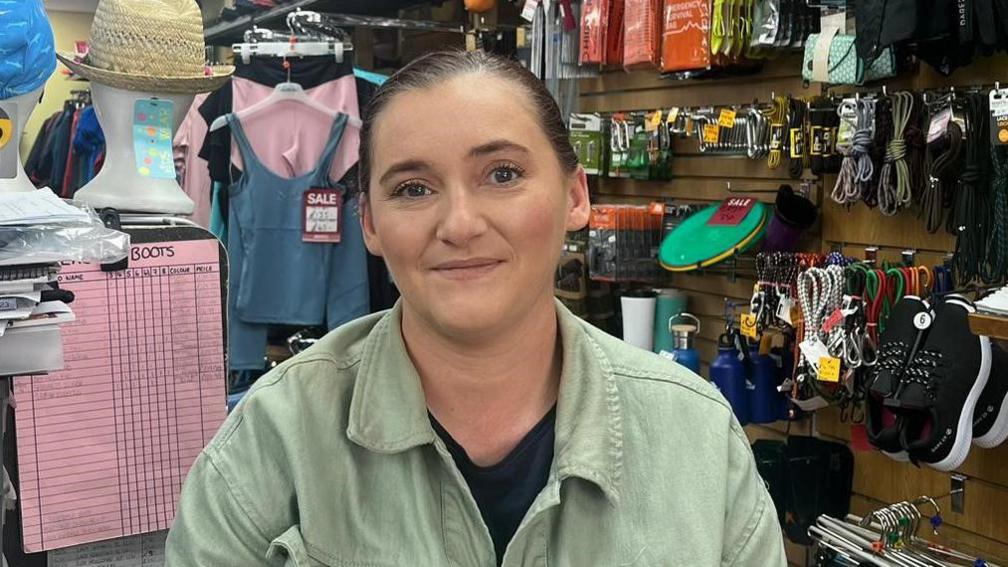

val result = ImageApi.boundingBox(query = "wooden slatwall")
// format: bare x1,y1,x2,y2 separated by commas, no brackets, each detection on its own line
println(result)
579,54,1008,566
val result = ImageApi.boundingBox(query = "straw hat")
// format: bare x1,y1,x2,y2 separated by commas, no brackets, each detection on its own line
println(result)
56,0,233,94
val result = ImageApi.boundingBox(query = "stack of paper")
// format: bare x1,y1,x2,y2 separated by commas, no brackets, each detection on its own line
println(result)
0,189,92,226
0,263,75,375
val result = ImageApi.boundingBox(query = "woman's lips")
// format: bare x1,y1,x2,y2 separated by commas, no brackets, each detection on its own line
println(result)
432,259,504,281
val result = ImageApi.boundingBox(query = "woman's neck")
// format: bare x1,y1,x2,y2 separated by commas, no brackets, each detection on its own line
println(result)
401,293,562,465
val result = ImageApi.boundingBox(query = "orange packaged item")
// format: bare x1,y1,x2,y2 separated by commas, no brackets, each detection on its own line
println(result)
580,0,609,64
661,0,712,72
623,0,662,70
604,0,625,66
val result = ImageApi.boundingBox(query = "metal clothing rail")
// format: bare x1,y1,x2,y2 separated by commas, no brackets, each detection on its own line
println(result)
205,1,464,44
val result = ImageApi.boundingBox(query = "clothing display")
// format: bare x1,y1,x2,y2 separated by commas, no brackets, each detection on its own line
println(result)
174,93,212,226
23,98,104,196
226,112,369,370
167,301,786,566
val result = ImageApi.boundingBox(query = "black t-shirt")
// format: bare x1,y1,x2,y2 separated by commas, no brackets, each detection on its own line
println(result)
430,407,556,566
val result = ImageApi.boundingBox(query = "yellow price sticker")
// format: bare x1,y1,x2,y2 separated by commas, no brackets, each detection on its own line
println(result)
740,313,758,339
667,107,680,123
718,108,737,128
644,110,663,132
703,124,721,144
818,357,842,383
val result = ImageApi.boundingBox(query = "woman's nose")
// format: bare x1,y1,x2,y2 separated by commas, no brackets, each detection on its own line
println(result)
435,188,488,247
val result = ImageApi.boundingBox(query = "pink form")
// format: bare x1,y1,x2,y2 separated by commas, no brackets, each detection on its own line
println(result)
13,239,227,553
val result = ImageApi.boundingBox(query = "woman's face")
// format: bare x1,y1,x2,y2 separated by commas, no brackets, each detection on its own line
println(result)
362,73,590,339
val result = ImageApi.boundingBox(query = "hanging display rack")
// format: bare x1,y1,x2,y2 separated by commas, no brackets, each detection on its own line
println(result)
205,2,464,44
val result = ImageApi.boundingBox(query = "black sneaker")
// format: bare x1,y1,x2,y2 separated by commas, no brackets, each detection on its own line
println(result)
869,296,931,399
864,296,930,460
898,297,992,472
864,402,908,461
973,343,1008,449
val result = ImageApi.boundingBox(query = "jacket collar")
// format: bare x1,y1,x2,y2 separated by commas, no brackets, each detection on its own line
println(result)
346,300,623,503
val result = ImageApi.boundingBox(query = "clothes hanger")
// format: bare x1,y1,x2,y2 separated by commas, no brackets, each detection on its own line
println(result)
208,55,363,133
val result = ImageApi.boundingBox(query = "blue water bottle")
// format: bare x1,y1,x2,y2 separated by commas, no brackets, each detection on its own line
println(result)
748,345,779,424
663,313,701,374
710,332,750,426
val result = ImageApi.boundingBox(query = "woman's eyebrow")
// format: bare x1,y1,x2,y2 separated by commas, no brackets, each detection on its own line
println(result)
379,159,431,186
468,140,532,159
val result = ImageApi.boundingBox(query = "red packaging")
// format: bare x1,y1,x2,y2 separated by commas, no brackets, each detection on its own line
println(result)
661,0,712,72
580,0,609,64
623,0,661,70
604,0,625,66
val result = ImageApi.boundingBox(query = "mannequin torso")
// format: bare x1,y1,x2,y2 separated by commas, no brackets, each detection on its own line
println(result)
0,86,45,193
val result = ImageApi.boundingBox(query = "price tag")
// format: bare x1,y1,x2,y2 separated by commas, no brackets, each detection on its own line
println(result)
303,188,343,243
0,104,13,180
818,356,842,382
703,123,720,143
644,110,663,132
776,296,794,325
789,127,806,159
667,107,680,123
927,107,953,144
132,99,175,180
0,297,16,311
740,313,758,339
718,108,737,128
799,338,831,366
769,124,784,151
708,197,757,226
836,100,857,150
521,0,539,21
990,89,1008,146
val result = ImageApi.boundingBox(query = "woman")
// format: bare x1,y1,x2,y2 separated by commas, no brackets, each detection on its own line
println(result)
166,50,786,566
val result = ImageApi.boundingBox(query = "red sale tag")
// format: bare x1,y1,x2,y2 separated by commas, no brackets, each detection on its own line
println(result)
707,198,756,226
303,188,343,243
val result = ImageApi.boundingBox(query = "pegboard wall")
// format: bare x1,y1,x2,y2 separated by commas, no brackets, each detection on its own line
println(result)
578,53,1008,566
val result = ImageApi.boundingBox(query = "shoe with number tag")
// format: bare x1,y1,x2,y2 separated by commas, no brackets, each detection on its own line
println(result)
898,297,992,472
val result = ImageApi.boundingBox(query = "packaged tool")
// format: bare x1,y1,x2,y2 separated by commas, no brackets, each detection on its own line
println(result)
623,0,662,70
661,0,712,72
580,0,609,64
569,113,606,175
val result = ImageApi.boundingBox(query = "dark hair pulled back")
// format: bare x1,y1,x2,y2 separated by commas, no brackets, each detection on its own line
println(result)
358,50,579,194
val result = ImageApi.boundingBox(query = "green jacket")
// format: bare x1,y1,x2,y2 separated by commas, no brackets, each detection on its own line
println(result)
166,302,786,566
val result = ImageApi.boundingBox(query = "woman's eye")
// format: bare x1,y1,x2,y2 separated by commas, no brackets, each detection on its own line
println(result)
393,184,432,199
490,165,523,185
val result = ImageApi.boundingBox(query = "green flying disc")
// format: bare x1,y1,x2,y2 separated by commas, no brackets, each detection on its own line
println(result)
659,201,769,271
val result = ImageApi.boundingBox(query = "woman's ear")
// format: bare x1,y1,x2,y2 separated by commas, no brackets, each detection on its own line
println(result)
565,166,591,231
359,192,384,257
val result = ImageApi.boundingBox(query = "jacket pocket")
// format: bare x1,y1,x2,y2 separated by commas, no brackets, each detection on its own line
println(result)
267,525,394,567
267,525,318,567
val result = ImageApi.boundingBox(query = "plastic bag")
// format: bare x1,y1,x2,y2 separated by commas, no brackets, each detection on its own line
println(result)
0,201,130,266
752,0,780,47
